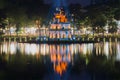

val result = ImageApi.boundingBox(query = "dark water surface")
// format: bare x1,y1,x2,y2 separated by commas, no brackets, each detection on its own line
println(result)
0,42,120,80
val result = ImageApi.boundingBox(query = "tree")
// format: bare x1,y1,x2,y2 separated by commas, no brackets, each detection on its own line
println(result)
0,10,6,29
0,18,6,29
108,20,118,33
78,17,92,35
89,12,107,36
94,14,107,34
15,22,21,36
0,0,6,9
35,17,45,36
84,17,92,29
114,9,120,20
0,18,7,35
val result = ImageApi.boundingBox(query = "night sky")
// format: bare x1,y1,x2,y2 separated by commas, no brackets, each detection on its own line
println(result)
0,0,110,9
44,0,90,6
0,0,90,9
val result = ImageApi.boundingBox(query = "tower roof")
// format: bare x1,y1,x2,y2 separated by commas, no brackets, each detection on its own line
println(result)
53,7,68,23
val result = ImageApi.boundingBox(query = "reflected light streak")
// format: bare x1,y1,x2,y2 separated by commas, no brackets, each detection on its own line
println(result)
30,44,38,55
70,44,74,54
98,44,101,54
116,42,120,61
83,44,87,55
95,43,99,55
88,44,93,54
46,44,49,54
74,44,78,54
40,44,47,55
104,42,109,57
109,42,112,55
2,43,8,53
10,42,16,54
25,44,31,54
18,43,25,54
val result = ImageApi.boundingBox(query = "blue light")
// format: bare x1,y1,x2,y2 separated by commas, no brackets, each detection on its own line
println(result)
70,38,72,40
44,37,46,40
52,0,61,7
73,37,75,40
47,0,70,24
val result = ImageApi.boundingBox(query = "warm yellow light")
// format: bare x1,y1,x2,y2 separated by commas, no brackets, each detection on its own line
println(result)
68,34,71,38
57,54,62,62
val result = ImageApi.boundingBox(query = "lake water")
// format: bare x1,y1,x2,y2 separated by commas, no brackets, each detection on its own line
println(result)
0,42,120,80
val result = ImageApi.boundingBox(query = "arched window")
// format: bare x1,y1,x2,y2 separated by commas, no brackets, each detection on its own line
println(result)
63,33,66,38
68,34,71,38
50,33,52,38
57,33,60,38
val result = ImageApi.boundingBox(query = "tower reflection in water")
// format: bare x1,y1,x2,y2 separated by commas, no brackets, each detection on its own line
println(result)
1,42,120,76
50,44,72,75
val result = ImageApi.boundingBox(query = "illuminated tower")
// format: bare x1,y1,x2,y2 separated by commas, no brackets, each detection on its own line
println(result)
49,7,72,40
